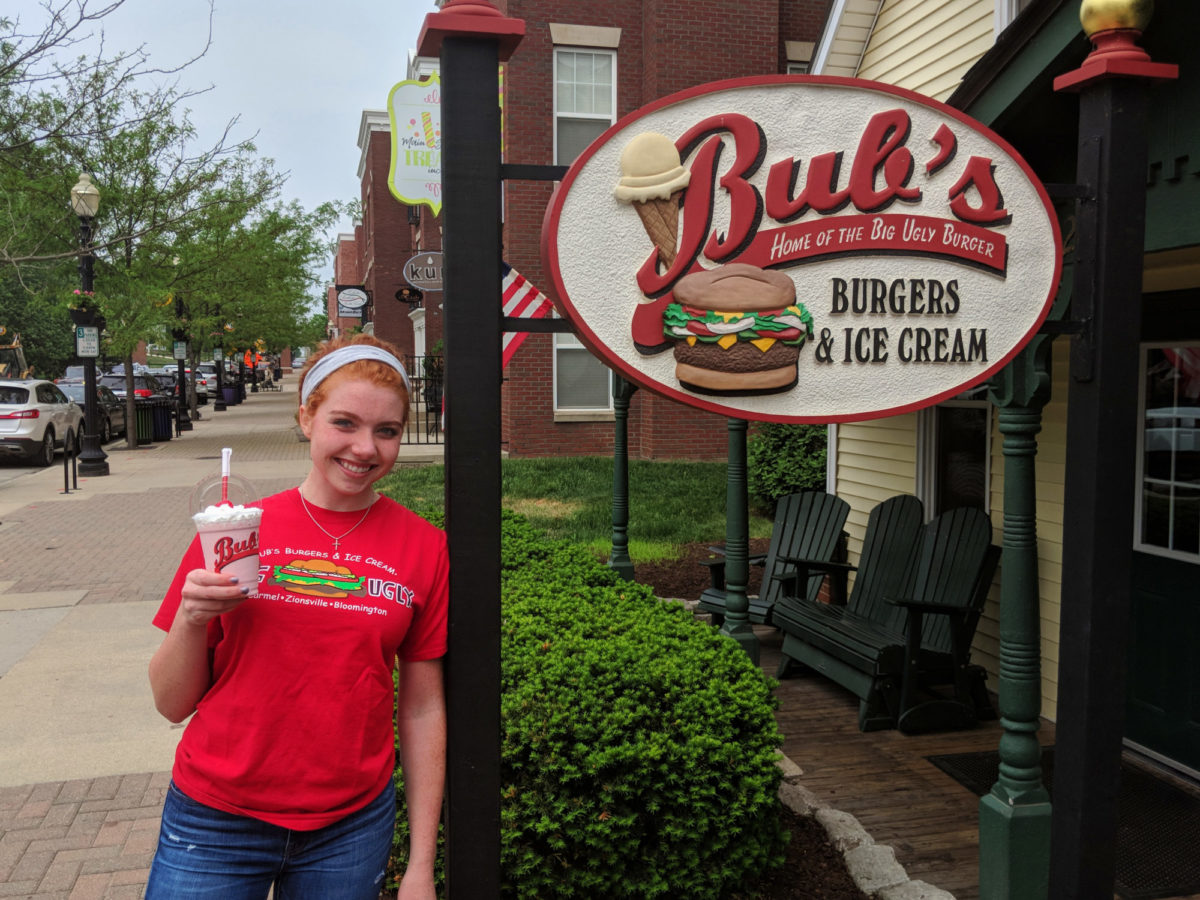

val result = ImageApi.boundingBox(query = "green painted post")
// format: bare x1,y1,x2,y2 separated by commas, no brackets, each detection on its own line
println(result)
720,418,758,663
980,340,1053,899
609,375,637,581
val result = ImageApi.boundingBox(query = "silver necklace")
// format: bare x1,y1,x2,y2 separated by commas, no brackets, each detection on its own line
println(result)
298,491,375,551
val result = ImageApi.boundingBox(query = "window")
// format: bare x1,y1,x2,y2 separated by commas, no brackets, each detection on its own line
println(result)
917,385,992,515
1136,343,1200,561
552,46,616,414
995,0,1033,34
554,326,613,414
554,48,615,166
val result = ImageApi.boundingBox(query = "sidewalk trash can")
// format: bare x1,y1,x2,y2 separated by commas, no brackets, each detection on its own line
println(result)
222,386,237,406
134,398,154,445
151,398,173,441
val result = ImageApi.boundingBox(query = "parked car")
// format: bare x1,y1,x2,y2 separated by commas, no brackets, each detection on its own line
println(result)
160,366,210,403
99,373,169,399
58,382,127,443
0,379,85,466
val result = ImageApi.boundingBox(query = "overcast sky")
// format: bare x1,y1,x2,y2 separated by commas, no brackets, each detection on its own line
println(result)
12,0,437,282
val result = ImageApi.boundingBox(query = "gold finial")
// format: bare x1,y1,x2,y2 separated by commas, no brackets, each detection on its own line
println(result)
1080,0,1153,37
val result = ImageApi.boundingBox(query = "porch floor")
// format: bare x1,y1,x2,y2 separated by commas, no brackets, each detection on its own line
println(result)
755,625,1200,900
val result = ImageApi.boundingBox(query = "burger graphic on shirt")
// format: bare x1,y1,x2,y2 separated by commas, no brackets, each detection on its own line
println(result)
271,558,365,598
663,263,814,396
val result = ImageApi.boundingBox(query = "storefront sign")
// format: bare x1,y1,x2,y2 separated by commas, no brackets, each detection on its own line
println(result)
388,75,442,215
542,76,1063,422
403,252,444,292
336,286,369,319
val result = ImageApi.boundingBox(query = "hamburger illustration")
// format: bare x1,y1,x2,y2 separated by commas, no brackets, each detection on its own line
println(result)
271,558,365,598
663,263,813,396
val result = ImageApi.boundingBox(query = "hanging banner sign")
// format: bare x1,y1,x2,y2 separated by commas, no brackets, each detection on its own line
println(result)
336,286,369,319
542,76,1063,423
403,252,444,292
388,75,442,215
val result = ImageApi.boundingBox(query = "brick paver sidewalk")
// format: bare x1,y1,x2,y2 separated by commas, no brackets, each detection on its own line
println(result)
0,774,167,899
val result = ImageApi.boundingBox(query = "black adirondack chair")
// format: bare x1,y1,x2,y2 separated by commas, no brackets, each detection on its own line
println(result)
697,490,850,627
774,503,999,733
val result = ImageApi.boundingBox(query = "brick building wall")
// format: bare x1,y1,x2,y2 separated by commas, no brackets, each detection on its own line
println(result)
498,0,832,459
358,123,419,359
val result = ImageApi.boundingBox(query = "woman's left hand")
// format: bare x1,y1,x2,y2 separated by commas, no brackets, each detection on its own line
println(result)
395,866,436,900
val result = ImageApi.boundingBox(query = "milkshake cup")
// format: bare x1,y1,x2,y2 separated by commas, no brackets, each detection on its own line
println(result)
193,504,263,595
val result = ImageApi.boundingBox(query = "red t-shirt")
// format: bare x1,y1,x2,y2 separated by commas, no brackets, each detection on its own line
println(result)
154,489,448,829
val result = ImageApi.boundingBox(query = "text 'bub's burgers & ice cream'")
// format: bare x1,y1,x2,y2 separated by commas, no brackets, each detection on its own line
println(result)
543,79,1062,422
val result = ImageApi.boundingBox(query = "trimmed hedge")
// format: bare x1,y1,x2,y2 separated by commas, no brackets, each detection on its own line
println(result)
389,510,786,898
747,423,827,513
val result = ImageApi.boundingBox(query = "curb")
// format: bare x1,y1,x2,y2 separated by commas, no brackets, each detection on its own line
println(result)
777,761,956,900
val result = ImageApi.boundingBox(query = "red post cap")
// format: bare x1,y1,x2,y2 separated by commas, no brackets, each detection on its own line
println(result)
418,0,525,62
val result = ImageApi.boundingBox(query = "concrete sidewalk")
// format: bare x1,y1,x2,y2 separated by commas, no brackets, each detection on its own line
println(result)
0,379,441,898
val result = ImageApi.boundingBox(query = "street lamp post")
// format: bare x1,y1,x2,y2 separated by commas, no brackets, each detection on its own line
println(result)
70,174,108,477
173,296,192,432
212,345,226,412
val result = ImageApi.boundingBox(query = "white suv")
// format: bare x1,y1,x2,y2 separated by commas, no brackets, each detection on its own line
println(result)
0,379,86,466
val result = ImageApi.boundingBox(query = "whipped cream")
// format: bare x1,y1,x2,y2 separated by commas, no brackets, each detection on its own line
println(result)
193,504,262,527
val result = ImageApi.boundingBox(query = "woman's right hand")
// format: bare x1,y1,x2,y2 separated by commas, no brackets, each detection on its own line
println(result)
176,568,252,628
150,569,251,723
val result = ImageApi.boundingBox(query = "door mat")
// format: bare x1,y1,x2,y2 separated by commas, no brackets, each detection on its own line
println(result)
927,747,1200,900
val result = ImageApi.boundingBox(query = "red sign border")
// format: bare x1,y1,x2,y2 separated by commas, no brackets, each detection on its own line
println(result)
541,74,1063,424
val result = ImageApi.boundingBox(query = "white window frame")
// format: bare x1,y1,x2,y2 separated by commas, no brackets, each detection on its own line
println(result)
552,47,617,167
1134,340,1200,563
915,387,993,515
995,0,1032,35
552,320,614,419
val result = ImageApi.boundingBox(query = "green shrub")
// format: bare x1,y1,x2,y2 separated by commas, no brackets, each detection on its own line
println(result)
747,423,827,513
388,511,787,898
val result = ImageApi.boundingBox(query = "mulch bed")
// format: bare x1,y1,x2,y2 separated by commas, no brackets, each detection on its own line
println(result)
745,805,870,899
634,538,772,601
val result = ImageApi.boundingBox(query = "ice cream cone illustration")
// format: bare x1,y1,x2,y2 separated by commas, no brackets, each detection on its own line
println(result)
615,132,691,269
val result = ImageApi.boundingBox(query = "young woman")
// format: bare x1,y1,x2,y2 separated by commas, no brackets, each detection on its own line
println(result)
148,334,446,900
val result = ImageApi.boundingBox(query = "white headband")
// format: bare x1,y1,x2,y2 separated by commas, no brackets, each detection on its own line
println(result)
300,345,412,405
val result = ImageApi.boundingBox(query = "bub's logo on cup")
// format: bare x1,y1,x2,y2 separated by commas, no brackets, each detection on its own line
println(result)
212,532,259,574
542,76,1063,423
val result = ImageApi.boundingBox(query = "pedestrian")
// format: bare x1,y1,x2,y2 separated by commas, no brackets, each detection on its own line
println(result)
146,333,447,900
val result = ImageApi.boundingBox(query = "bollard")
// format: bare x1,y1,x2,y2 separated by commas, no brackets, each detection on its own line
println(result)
60,435,79,493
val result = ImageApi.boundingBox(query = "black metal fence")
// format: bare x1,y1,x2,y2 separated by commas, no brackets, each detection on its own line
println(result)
404,355,444,444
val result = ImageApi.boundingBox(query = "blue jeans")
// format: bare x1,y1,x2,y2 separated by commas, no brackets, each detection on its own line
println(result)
146,780,395,899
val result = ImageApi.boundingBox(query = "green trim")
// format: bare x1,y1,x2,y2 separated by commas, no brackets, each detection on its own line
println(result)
957,5,1084,124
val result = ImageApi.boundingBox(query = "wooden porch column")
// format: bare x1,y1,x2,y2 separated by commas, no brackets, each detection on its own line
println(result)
979,340,1053,899
721,418,759,663
1049,7,1177,896
609,374,638,580
418,3,525,895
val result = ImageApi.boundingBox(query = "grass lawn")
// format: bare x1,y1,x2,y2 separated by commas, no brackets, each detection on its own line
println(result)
376,456,773,562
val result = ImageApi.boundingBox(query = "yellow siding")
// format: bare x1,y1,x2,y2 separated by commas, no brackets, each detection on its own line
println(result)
858,0,994,98
820,1,886,78
835,415,918,567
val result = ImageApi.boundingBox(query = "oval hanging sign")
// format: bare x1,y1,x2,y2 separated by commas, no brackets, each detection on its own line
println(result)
541,76,1062,423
